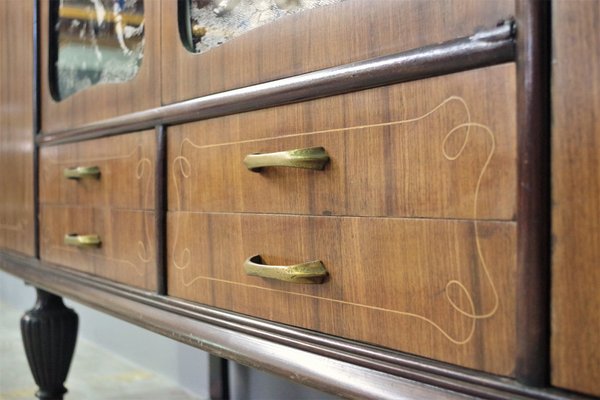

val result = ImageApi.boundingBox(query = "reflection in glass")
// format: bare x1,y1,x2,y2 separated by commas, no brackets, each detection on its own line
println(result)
52,0,145,100
181,0,346,54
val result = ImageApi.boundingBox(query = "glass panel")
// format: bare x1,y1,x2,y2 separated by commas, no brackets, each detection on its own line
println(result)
181,0,346,54
52,0,145,100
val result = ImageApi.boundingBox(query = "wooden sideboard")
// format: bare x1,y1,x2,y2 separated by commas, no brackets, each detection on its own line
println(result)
1,0,599,399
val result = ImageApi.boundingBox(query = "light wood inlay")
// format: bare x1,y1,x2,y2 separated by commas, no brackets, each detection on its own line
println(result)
167,212,516,375
41,131,156,210
40,205,156,290
551,0,600,396
169,65,516,220
161,0,515,104
39,0,161,133
0,0,35,256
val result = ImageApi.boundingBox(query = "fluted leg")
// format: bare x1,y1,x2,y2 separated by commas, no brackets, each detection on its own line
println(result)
20,288,78,400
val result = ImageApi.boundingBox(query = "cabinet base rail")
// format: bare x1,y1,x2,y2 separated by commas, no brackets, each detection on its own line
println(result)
0,251,586,400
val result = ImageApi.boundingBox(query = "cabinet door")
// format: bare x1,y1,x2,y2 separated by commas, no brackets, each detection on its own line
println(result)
0,0,35,256
551,0,600,397
161,0,515,104
39,0,161,133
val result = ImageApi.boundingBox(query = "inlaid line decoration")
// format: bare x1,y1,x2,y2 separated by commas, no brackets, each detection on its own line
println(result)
43,143,154,275
171,96,499,345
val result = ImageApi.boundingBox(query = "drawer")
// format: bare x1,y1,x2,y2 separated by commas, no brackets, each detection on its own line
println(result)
167,212,516,376
168,64,516,220
40,205,157,290
41,131,156,210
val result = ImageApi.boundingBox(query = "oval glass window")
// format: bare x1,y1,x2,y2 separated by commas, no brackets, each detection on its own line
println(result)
179,0,346,54
50,0,145,100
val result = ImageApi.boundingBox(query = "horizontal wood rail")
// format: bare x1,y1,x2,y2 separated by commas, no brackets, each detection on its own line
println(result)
38,21,515,146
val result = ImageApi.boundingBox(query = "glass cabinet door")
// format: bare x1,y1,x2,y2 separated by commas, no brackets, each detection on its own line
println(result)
161,0,516,105
51,0,145,100
180,0,345,54
40,0,160,133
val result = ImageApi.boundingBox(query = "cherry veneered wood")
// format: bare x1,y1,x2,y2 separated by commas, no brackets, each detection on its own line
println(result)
40,130,156,210
40,205,157,290
161,0,515,104
0,0,35,256
551,0,600,396
168,64,516,221
167,212,517,376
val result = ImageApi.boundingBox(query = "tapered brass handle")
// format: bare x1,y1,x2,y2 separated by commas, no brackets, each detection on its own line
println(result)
243,147,329,172
64,234,101,248
244,255,327,284
63,166,101,180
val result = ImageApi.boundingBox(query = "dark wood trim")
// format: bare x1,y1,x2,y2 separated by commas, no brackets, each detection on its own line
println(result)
155,125,167,295
1,251,588,400
37,22,515,146
33,0,40,259
208,355,229,400
515,0,552,387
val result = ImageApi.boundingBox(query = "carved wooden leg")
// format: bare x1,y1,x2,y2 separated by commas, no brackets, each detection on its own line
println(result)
20,288,78,400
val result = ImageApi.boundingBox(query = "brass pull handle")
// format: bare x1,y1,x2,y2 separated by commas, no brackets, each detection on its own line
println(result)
63,166,101,180
243,147,329,172
64,234,101,248
244,255,327,284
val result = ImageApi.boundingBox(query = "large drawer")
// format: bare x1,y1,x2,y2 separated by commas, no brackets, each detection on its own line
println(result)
40,205,157,290
167,212,516,375
41,130,156,210
168,64,516,220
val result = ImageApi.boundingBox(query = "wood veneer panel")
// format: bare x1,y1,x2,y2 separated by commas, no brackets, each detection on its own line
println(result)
39,0,160,133
40,130,156,210
551,1,600,396
40,205,157,290
169,65,516,220
168,212,516,375
161,0,515,104
0,0,35,256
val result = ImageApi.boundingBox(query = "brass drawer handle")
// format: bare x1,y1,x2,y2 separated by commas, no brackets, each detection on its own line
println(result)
63,166,101,180
64,234,101,248
244,255,327,284
243,147,329,172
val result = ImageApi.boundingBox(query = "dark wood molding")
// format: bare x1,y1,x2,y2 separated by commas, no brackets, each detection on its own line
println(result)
155,125,167,295
33,0,40,259
208,355,229,400
1,251,588,400
37,22,515,146
515,0,552,387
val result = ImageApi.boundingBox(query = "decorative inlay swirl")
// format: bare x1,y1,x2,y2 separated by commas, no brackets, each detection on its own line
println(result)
43,142,153,275
171,96,500,345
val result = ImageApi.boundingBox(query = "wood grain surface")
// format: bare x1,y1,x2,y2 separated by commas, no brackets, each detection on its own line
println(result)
167,212,516,375
551,1,600,396
161,0,515,104
40,205,156,290
40,130,156,210
169,64,516,220
39,0,161,133
0,0,35,256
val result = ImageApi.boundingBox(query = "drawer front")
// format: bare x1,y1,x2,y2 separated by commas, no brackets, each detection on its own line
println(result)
41,205,156,290
41,130,156,210
168,64,516,220
168,212,516,375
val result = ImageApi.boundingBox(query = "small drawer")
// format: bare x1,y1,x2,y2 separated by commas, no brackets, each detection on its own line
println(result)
167,212,516,376
40,130,156,210
40,205,156,290
168,64,516,220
